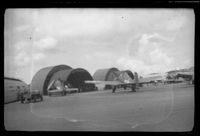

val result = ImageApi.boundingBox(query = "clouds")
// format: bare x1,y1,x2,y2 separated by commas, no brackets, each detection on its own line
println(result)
116,56,146,73
14,41,30,66
13,36,58,67
14,51,30,66
4,9,194,83
15,25,31,32
83,51,118,74
32,53,45,61
7,9,193,39
116,55,172,76
140,33,175,43
164,13,188,31
10,36,58,82
34,36,57,50
149,48,172,65
137,33,173,65
28,9,115,38
116,33,174,75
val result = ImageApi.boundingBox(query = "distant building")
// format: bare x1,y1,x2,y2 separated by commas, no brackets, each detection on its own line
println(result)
4,77,28,104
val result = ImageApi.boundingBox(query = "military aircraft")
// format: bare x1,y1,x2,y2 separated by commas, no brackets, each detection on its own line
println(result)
139,73,166,86
85,71,139,93
47,79,78,96
47,79,66,96
175,71,194,84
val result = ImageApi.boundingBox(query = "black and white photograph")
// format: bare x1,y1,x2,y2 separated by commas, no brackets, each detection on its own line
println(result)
4,8,194,131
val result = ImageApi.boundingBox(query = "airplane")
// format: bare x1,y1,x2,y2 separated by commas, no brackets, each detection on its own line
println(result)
139,73,166,86
47,79,78,96
47,79,66,96
85,71,139,93
175,71,194,84
165,68,194,84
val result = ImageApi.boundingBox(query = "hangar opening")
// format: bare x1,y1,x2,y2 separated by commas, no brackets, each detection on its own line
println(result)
66,68,95,92
48,68,95,93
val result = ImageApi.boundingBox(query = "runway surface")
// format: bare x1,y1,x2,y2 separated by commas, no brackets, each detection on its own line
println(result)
4,83,194,131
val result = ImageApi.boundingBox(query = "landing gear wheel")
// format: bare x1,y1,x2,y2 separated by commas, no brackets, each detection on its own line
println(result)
40,95,43,101
33,96,36,103
21,98,24,103
131,85,136,92
112,86,116,93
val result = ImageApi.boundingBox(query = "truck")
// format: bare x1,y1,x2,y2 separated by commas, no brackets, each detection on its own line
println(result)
20,89,43,103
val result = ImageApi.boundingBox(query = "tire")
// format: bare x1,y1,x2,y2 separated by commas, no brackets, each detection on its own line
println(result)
33,96,36,103
131,85,136,92
18,95,20,101
112,86,116,93
21,98,24,103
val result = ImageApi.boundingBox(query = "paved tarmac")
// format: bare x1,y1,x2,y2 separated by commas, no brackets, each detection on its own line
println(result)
4,83,194,131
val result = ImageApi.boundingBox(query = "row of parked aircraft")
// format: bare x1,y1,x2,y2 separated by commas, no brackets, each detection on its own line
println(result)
47,69,194,95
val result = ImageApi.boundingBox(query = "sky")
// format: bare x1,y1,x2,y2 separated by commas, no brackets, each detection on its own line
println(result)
4,8,194,84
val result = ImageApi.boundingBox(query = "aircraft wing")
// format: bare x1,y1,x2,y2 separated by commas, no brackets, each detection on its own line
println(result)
48,89,63,93
176,72,194,76
84,80,135,86
176,72,194,80
85,71,138,86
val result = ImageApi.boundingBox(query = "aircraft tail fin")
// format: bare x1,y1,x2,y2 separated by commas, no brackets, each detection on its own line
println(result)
118,72,134,83
54,79,64,90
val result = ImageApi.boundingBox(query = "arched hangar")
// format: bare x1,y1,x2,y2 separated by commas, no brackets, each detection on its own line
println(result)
93,68,135,90
48,68,95,92
31,65,95,95
93,67,119,81
93,68,135,81
123,70,134,80
93,67,119,89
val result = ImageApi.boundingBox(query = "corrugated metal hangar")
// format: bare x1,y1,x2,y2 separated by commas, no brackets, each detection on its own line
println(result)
93,67,135,89
93,67,119,81
93,68,135,81
31,65,95,95
124,70,134,80
48,68,95,93
31,65,72,95
4,77,28,103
